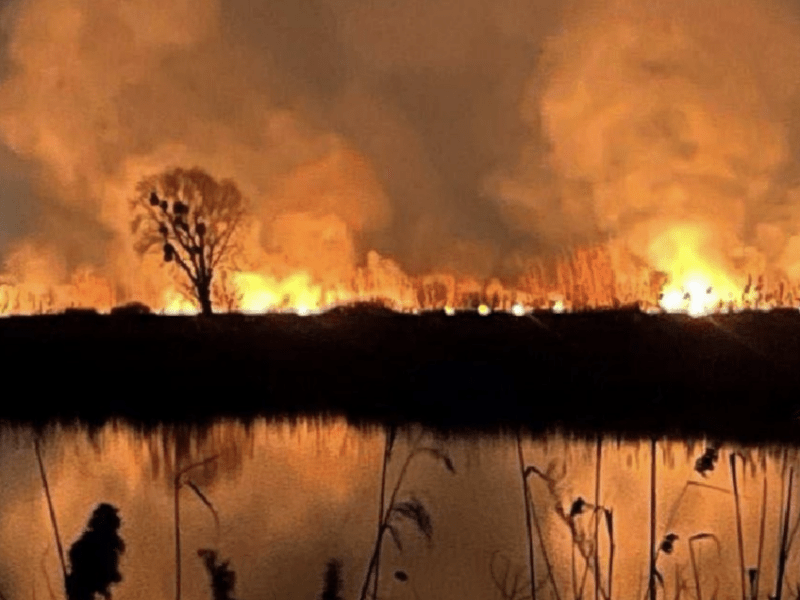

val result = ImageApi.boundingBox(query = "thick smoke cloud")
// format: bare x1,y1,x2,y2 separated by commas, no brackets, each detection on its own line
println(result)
495,0,800,287
2,0,800,299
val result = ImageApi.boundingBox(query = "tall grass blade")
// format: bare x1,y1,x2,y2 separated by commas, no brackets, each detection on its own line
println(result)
359,424,394,600
649,438,657,600
174,468,181,600
516,432,536,600
174,454,219,600
530,498,562,600
34,438,67,588
605,509,615,600
185,481,220,533
730,453,746,600
755,477,767,600
594,436,602,600
688,533,720,600
688,540,702,600
774,467,794,600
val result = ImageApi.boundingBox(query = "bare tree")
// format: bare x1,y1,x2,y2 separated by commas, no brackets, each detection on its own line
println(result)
131,167,248,316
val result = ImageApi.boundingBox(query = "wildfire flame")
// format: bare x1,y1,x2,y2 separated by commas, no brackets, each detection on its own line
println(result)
0,237,791,318
0,0,799,320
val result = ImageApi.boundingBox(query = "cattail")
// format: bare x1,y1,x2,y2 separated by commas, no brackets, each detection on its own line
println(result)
319,559,344,600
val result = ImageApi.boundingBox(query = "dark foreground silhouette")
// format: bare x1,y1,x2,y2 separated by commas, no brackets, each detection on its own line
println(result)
3,306,800,442
198,549,237,600
65,504,125,600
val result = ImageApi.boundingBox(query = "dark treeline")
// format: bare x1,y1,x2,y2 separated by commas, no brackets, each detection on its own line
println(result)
2,306,800,442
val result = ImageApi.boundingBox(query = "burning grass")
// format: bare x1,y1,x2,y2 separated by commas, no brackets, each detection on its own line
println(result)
4,242,800,319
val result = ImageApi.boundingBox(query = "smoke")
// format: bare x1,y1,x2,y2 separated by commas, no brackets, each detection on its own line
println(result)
494,0,800,287
3,0,800,300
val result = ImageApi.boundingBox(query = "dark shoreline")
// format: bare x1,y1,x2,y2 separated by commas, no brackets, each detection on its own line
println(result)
3,305,800,443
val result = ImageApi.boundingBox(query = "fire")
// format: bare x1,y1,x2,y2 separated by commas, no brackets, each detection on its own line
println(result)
162,289,198,316
232,271,322,316
650,225,757,317
0,224,791,318
2,0,800,324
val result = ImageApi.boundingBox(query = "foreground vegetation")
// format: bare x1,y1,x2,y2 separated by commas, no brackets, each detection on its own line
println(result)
14,427,800,600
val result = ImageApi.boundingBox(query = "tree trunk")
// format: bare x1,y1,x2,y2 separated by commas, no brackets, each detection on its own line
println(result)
198,279,213,316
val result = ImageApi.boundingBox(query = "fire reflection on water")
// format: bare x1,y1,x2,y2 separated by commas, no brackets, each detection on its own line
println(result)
0,420,797,600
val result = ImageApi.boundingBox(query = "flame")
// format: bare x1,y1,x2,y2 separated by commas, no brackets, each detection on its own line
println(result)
232,271,322,315
650,225,752,316
0,224,792,318
162,289,198,316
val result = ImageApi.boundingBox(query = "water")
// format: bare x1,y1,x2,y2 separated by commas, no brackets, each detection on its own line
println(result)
0,420,797,600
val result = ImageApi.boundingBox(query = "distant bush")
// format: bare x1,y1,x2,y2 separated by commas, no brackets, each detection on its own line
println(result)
323,300,398,317
110,302,151,316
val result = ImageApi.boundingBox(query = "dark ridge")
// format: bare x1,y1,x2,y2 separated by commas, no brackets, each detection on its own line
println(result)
3,306,800,443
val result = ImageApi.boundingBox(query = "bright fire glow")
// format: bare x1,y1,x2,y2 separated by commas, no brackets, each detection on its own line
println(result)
652,225,753,317
233,271,322,315
659,272,737,317
162,289,199,316
0,234,791,317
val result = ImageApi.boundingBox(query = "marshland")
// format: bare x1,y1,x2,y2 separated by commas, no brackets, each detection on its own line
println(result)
3,419,800,600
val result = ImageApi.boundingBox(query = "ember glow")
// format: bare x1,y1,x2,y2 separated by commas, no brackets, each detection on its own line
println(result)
0,0,800,317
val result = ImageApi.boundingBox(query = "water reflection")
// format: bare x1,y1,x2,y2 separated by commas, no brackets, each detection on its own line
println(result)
0,420,798,600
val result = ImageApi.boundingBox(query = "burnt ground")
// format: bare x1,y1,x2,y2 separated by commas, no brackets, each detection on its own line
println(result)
3,305,800,442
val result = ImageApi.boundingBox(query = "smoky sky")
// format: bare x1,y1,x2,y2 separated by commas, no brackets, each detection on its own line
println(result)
2,0,800,290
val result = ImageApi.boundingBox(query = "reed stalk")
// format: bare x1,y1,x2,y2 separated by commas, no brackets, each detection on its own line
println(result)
34,438,67,588
649,438,657,600
594,437,602,600
729,453,746,600
688,540,702,600
516,431,537,600
372,424,394,600
754,477,767,600
530,496,561,600
358,425,394,600
774,467,794,600
605,509,615,600
359,427,453,600
174,454,219,600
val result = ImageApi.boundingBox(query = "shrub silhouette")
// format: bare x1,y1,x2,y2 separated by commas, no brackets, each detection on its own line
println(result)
197,549,237,600
65,504,125,600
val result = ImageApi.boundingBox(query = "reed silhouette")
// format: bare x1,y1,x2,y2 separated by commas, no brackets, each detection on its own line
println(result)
197,549,237,600
358,426,455,600
318,559,344,600
64,504,125,600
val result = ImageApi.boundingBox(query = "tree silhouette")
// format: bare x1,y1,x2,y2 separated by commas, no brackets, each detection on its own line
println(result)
65,504,125,600
131,167,248,316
